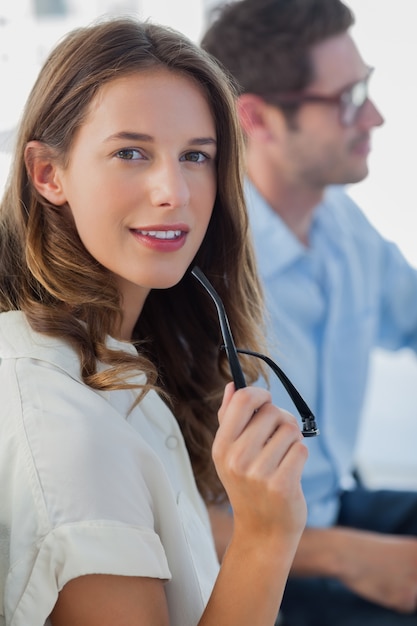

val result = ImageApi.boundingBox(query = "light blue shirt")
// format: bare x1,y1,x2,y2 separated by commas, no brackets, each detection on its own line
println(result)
245,181,417,526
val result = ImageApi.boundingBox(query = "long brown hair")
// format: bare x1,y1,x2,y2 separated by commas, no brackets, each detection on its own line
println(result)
0,17,267,502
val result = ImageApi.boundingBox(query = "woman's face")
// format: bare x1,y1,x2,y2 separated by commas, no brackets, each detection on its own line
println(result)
55,68,217,320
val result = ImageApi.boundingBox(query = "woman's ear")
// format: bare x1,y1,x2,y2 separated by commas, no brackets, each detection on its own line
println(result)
24,140,67,206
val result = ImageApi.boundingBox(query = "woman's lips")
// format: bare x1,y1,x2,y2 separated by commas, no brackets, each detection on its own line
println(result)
134,229,182,240
130,227,187,251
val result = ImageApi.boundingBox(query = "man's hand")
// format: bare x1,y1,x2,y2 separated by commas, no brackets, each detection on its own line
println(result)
337,532,417,613
293,527,417,614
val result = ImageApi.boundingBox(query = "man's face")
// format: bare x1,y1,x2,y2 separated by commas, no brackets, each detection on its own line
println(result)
281,32,384,189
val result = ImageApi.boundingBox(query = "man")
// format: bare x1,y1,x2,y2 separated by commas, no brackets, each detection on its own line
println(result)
202,1,417,624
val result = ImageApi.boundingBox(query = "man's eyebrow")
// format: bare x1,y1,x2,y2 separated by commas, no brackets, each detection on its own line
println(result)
104,131,217,146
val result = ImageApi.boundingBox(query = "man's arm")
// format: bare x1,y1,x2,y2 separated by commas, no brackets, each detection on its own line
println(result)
293,527,417,613
208,506,417,614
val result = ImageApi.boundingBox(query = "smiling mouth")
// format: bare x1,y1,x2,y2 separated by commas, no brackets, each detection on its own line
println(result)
133,229,183,240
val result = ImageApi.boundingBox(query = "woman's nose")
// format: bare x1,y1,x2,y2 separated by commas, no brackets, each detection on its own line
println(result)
148,160,190,209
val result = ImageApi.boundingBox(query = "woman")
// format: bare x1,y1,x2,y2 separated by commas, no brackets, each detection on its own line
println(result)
0,17,307,626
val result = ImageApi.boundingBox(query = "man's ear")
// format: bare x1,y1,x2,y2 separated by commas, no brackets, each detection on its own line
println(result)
237,93,286,142
237,93,268,137
24,141,67,206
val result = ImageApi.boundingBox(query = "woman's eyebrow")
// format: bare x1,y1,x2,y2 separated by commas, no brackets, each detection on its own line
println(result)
187,137,217,146
104,131,153,143
103,132,217,146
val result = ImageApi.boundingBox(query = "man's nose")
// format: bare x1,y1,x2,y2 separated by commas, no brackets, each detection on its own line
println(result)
358,98,385,130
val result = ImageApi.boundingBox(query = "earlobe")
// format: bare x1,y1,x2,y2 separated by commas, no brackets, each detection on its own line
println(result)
24,140,67,206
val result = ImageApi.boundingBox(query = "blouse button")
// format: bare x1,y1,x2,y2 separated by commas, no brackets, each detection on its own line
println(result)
165,435,179,449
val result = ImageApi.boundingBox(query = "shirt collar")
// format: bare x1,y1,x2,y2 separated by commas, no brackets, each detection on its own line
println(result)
245,179,307,277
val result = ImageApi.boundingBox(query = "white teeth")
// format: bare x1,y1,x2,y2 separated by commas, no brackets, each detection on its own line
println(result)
137,230,181,239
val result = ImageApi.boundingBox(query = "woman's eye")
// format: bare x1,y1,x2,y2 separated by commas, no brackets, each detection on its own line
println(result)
181,151,208,163
115,148,143,161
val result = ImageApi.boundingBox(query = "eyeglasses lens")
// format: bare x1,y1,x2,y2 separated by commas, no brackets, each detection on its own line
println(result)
341,77,370,126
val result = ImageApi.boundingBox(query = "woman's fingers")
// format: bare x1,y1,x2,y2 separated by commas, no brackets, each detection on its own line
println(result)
246,418,307,480
215,386,302,464
214,385,308,540
214,410,306,494
217,386,273,437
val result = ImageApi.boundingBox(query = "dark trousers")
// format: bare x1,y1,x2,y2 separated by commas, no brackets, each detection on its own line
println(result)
280,487,417,626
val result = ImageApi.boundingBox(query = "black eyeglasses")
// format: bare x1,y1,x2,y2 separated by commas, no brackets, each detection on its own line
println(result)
266,67,374,127
191,266,319,437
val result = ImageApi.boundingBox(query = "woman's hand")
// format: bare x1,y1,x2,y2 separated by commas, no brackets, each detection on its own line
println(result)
197,384,308,626
213,383,308,544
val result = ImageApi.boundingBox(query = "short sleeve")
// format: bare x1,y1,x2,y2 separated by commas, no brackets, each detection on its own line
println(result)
7,522,170,625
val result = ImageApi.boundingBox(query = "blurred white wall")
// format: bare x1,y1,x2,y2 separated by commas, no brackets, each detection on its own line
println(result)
342,1,417,490
346,0,417,267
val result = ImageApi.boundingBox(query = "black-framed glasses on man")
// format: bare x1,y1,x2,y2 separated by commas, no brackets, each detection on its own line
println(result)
265,66,374,127
192,266,319,438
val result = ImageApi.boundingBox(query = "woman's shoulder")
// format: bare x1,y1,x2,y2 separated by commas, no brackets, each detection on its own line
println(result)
0,310,136,378
0,311,171,527
0,310,79,371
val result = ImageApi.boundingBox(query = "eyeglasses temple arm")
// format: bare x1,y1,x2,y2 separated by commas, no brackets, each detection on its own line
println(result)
235,348,319,437
191,267,318,437
191,266,247,389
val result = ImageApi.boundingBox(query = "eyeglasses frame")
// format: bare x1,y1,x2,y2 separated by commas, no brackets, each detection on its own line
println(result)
264,66,374,127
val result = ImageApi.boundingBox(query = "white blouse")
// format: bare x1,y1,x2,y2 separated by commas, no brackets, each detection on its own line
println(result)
0,311,219,626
